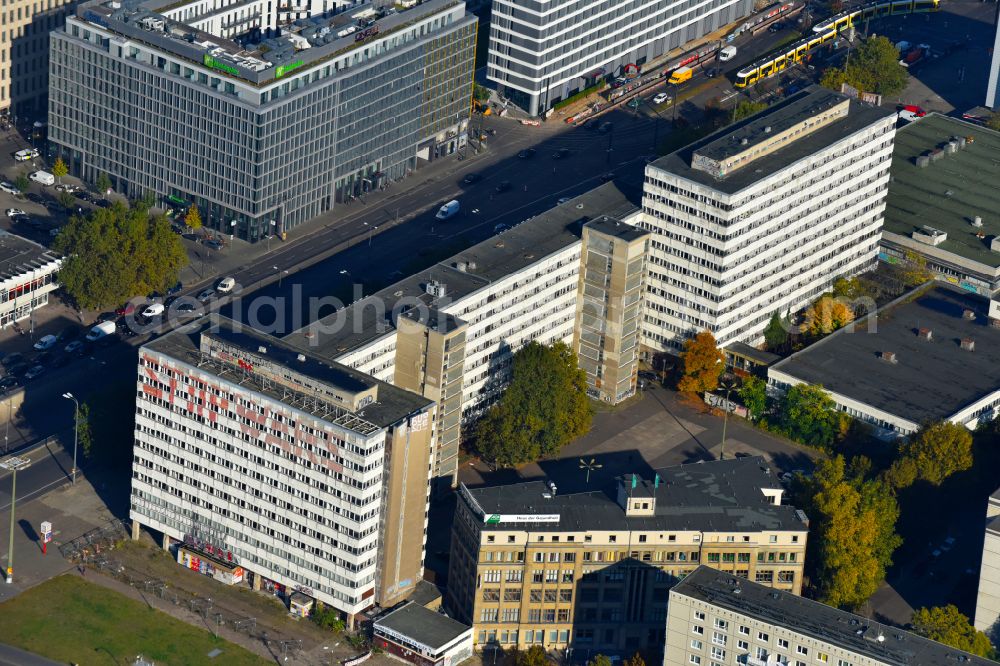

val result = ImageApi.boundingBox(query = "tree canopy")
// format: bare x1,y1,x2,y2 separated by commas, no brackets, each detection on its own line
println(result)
516,646,549,666
803,455,902,608
677,330,725,393
733,99,769,122
52,157,68,182
911,605,995,658
802,295,854,337
820,36,909,96
763,311,790,351
898,421,973,486
53,201,188,310
739,375,768,420
185,204,203,232
95,172,112,194
474,341,592,467
988,112,1000,132
588,656,612,666
15,172,29,193
779,384,840,449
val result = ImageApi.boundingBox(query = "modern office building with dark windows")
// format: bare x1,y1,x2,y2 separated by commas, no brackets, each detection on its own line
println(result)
487,0,752,117
48,0,476,241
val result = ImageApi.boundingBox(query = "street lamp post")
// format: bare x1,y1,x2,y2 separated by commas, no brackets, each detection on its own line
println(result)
230,220,237,249
62,392,79,485
267,220,276,252
1,455,32,584
579,458,603,484
718,374,741,461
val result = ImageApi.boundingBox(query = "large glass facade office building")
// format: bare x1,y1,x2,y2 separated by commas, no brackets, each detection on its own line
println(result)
48,0,476,241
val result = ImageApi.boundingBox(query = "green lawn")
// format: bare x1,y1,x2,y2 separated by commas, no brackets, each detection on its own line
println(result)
0,575,270,665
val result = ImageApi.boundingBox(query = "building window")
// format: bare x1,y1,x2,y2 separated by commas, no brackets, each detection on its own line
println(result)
757,632,769,642
713,619,728,630
690,640,703,650
777,639,789,649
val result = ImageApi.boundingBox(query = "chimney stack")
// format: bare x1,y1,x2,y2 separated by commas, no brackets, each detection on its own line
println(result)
961,338,975,352
917,328,932,341
881,351,898,364
963,309,976,321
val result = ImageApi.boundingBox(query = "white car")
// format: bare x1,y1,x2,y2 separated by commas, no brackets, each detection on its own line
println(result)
141,302,165,318
652,92,670,105
0,182,18,195
6,208,27,218
216,276,236,294
33,334,57,350
55,184,78,193
13,148,39,162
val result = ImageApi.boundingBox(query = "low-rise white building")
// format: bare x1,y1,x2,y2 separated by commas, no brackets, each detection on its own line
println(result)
666,565,994,666
0,231,62,329
639,87,897,351
130,315,436,623
769,284,1000,438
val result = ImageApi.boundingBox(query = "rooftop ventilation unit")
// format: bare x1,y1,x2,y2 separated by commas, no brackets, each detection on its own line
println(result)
972,216,983,228
763,126,772,134
425,280,447,298
257,345,267,354
917,327,932,341
297,353,306,362
881,351,898,363
912,226,947,246
915,155,930,168
961,338,976,351
964,309,976,320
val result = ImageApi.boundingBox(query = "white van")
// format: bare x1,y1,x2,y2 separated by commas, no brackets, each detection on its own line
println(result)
30,171,55,186
719,45,738,61
85,320,117,341
435,200,460,220
216,276,236,293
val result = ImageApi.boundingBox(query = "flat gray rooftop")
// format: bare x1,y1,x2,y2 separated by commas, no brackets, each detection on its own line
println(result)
463,457,806,533
882,114,1000,268
283,183,639,359
771,285,1000,424
649,86,895,194
585,215,647,243
375,602,470,651
674,566,994,665
0,231,61,281
144,315,432,430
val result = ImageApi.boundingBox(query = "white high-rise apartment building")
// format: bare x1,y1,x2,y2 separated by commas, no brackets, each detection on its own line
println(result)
487,0,752,117
639,87,897,351
130,315,436,624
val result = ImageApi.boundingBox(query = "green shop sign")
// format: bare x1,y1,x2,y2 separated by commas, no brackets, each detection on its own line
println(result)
203,54,239,76
276,60,305,78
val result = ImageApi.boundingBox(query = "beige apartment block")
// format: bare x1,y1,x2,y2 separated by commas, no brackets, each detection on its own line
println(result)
1,0,72,117
574,217,648,404
667,566,993,666
975,487,1000,638
446,458,808,653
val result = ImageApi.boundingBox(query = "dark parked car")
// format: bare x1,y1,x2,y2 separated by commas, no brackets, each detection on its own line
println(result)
552,148,570,159
0,376,20,392
75,191,95,202
462,173,481,185
96,311,119,323
768,22,783,32
26,193,44,204
95,198,112,208
600,172,616,182
495,181,512,193
2,352,24,369
5,361,29,376
517,148,536,159
202,238,224,250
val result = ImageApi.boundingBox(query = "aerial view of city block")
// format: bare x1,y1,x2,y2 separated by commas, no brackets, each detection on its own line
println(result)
0,0,999,663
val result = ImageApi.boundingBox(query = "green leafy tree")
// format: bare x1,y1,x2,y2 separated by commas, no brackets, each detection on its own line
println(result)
56,190,76,211
883,455,918,490
677,330,726,394
310,602,345,632
739,375,768,420
185,204,203,233
779,384,840,449
515,646,549,666
733,99,769,121
803,456,902,608
137,190,156,212
14,171,29,193
475,341,592,467
473,83,491,102
820,36,908,96
53,202,188,310
95,171,112,194
588,656,612,666
77,402,93,460
51,157,68,183
898,421,973,486
911,605,996,658
763,311,789,351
